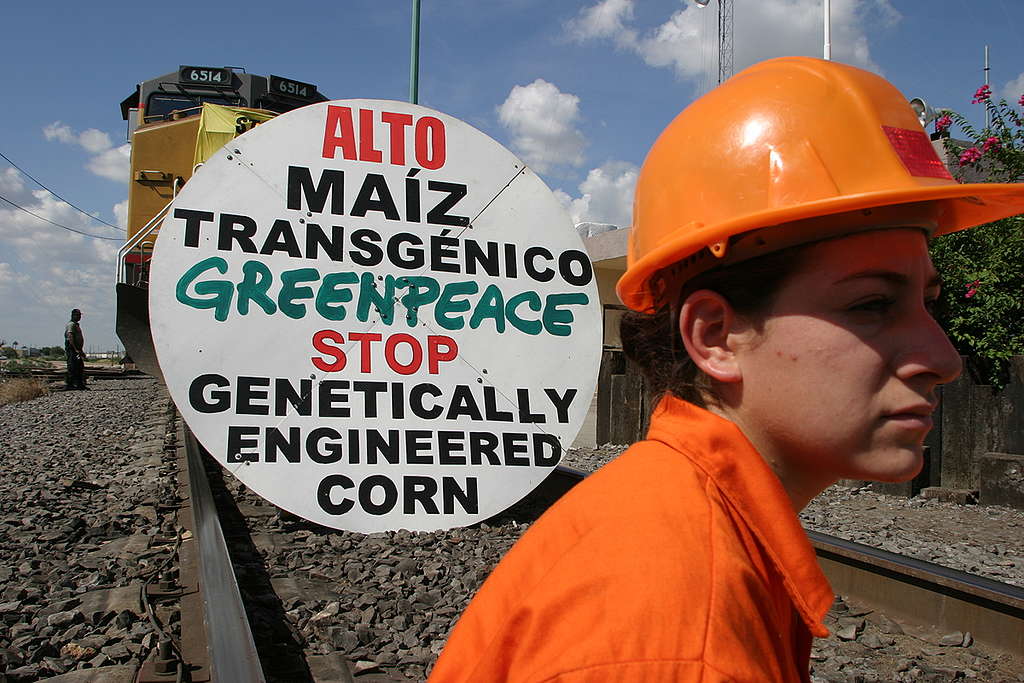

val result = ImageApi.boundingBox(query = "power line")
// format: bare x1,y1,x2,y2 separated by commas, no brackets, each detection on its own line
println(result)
0,194,122,241
0,151,122,232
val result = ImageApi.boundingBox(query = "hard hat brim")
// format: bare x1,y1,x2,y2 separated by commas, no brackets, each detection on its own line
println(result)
617,182,1024,312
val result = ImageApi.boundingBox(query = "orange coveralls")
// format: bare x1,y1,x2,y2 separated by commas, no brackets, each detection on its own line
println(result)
428,397,834,682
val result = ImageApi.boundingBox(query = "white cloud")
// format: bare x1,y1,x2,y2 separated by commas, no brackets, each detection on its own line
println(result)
498,79,587,173
43,121,130,183
566,0,636,45
555,161,638,226
87,144,131,182
0,183,121,348
79,129,113,154
43,122,76,144
113,200,129,228
1002,72,1024,104
567,0,900,85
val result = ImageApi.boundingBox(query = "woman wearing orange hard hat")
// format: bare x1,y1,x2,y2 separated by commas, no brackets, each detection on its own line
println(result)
429,57,1024,682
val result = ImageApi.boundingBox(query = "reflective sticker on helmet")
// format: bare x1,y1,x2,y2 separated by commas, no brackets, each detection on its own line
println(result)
882,126,954,180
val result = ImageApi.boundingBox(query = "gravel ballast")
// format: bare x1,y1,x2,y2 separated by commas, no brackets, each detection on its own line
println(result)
3,383,1022,682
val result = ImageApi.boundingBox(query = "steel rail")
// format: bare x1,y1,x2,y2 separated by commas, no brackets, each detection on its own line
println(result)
183,427,267,683
546,466,1024,654
808,529,1024,654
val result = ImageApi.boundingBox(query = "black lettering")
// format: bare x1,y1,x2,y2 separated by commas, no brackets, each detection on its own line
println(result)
437,431,466,465
352,381,387,418
259,219,302,257
359,475,398,515
317,474,354,514
405,170,421,223
465,239,500,276
482,386,513,422
426,181,469,227
469,432,501,465
404,476,439,514
544,388,577,424
429,235,460,273
410,383,443,419
387,233,425,269
533,433,562,467
366,429,400,465
175,208,214,247
442,477,478,514
189,373,230,413
287,166,345,215
307,427,344,464
406,430,433,464
218,213,259,253
349,228,383,266
446,385,483,421
266,426,302,463
274,378,312,416
236,376,270,415
559,249,594,286
319,380,350,417
502,432,530,466
524,246,554,282
226,426,259,463
305,223,346,261
351,173,400,220
516,388,546,423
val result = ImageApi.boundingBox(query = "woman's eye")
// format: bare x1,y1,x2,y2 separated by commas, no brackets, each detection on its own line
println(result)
849,297,895,313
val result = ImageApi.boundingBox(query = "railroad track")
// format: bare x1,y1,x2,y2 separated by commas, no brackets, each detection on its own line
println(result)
163,433,1024,681
0,366,146,381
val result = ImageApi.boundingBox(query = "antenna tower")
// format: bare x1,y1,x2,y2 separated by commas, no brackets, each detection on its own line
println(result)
718,0,734,84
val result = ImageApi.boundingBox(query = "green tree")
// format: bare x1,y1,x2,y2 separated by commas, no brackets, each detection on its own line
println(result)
930,86,1024,387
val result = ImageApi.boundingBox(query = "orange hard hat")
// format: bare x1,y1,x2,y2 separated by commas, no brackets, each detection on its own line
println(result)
618,56,1024,312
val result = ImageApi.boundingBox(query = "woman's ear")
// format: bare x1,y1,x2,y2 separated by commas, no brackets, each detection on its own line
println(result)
678,290,744,383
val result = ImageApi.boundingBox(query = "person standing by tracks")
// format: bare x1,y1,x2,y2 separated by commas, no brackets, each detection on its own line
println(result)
64,308,87,390
429,57,1024,682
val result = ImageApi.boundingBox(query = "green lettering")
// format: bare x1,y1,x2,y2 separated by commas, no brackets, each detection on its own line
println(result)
436,281,478,331
279,268,320,319
397,276,440,326
357,272,396,324
469,284,506,332
543,292,589,337
236,260,276,316
505,291,542,335
315,272,358,321
176,257,233,322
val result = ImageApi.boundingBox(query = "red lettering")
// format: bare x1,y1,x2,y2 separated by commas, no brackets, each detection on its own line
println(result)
385,333,422,375
381,112,413,165
322,106,357,160
348,332,383,373
415,117,446,170
358,108,383,163
311,330,346,372
427,335,458,374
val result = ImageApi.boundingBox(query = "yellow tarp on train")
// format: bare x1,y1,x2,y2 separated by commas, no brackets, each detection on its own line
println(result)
193,103,276,167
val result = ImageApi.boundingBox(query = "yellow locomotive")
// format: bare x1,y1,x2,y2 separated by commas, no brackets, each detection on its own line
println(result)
115,66,326,376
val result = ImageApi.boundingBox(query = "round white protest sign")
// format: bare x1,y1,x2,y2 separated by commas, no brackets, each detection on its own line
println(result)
150,100,602,532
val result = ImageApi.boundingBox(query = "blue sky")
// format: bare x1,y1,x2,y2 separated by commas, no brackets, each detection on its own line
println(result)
2,0,1023,350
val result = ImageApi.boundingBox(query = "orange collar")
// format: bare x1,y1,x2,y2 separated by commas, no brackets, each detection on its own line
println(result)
647,396,833,637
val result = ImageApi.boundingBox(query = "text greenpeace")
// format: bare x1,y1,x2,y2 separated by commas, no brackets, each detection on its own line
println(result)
149,100,602,532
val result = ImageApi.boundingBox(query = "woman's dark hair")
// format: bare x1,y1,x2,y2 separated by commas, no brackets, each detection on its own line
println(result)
620,243,810,408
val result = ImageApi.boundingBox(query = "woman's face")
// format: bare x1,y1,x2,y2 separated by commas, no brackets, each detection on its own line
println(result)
729,229,961,500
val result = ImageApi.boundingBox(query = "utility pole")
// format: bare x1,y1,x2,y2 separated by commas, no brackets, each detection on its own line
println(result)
409,0,421,104
823,0,831,60
984,45,991,130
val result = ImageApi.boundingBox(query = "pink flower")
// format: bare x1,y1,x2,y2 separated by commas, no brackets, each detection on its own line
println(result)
965,279,980,298
958,147,982,165
1019,93,1024,108
982,136,1001,153
972,84,992,104
935,114,952,132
